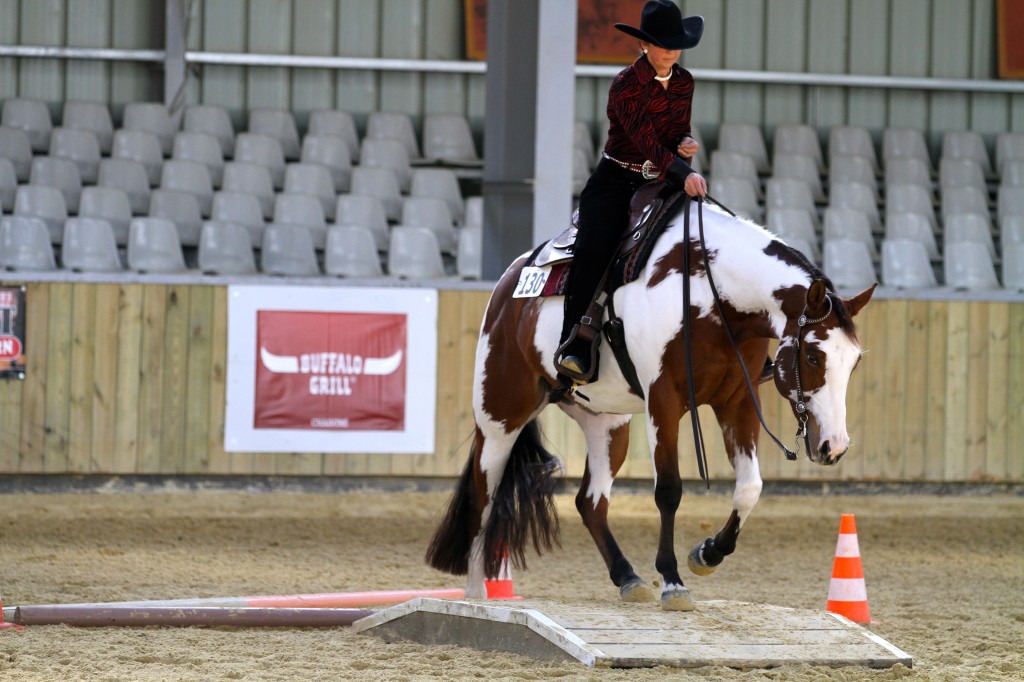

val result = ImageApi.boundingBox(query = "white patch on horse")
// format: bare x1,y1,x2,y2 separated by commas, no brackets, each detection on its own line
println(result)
465,533,487,599
562,405,632,508
473,331,525,494
732,450,763,526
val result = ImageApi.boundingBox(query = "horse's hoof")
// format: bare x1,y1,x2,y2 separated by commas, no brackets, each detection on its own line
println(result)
687,540,717,576
619,578,656,603
660,586,696,611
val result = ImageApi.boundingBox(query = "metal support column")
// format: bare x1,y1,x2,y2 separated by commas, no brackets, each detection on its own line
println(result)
481,0,539,279
532,1,577,246
164,0,187,124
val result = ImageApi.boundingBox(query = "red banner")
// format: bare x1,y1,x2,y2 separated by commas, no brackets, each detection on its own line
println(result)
0,286,26,380
254,311,407,431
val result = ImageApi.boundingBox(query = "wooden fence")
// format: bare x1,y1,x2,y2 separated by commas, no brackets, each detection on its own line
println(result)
0,281,1021,483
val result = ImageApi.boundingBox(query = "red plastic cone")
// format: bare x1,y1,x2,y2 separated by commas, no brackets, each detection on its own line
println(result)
0,595,25,631
826,514,871,623
484,554,521,600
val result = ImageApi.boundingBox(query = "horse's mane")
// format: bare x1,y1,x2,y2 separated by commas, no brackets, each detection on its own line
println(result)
761,234,857,335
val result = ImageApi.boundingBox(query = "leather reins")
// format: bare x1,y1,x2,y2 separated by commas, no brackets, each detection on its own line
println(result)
680,194,812,484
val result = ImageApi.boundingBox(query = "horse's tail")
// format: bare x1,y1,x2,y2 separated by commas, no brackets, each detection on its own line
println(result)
425,420,562,577
425,441,479,575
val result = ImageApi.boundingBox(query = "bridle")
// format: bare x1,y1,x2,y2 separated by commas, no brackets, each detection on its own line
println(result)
790,294,834,455
680,194,837,481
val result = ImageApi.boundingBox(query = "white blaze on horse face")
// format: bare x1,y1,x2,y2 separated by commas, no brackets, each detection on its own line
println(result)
801,327,861,457
732,451,762,527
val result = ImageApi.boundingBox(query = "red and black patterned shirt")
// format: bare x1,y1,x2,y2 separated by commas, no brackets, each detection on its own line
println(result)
603,54,694,179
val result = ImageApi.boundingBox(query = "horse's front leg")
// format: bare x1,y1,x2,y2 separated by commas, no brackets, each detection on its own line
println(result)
646,396,693,611
563,406,654,603
687,401,763,576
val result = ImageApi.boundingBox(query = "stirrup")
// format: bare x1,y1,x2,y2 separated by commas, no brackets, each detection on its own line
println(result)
556,353,592,384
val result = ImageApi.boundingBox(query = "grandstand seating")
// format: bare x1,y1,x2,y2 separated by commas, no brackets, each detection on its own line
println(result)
197,221,257,275
122,102,177,156
388,226,446,279
0,158,16,212
183,104,235,158
2,97,53,153
61,217,123,272
126,217,187,273
50,127,102,184
62,100,115,154
1,93,1021,288
324,226,384,278
1,215,57,270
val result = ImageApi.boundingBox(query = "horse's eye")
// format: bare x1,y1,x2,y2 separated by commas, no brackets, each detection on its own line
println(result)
806,351,821,368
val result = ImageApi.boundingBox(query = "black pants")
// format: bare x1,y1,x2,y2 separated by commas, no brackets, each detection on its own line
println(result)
560,158,648,346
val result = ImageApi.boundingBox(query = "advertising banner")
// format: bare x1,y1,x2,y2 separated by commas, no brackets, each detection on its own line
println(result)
226,286,438,453
0,286,26,380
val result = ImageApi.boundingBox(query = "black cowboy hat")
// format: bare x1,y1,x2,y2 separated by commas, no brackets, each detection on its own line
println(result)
614,0,703,50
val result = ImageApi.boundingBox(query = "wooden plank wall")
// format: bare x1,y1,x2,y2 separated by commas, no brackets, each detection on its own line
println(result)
0,281,1020,483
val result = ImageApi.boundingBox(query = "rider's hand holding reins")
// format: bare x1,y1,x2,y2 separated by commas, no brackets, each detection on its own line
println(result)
666,157,708,197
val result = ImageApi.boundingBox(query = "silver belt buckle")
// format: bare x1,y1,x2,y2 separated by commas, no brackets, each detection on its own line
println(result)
640,159,659,180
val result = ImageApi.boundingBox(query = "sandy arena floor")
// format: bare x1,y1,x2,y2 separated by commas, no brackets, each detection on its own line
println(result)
0,487,1020,681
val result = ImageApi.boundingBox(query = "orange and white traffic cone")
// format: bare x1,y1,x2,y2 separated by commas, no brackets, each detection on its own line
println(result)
0,595,25,631
826,514,871,623
484,554,521,600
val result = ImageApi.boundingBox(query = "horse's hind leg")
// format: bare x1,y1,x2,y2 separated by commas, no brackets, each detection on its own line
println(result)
563,406,654,602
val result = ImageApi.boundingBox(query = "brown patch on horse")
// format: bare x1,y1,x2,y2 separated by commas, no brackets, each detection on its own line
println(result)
478,260,551,432
647,238,710,289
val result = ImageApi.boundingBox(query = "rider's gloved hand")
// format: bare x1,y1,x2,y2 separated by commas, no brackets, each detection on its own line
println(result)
665,158,707,197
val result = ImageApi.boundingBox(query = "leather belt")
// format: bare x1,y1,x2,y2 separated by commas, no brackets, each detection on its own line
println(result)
602,152,660,180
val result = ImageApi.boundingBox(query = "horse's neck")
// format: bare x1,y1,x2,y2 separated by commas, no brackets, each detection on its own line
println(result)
667,206,812,339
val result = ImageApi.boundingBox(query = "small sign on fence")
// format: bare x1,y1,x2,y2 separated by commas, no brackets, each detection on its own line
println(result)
0,286,26,380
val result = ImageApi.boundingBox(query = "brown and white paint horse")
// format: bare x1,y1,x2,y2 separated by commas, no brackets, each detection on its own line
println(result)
427,200,875,610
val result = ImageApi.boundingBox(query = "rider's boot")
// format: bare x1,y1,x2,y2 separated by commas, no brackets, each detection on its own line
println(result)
555,295,605,384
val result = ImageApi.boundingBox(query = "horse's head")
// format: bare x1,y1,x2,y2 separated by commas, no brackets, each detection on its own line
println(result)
773,280,875,465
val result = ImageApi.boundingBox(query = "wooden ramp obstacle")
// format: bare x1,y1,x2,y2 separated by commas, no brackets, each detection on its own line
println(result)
354,597,912,669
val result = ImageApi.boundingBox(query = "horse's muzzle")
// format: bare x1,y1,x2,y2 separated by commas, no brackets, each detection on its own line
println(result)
817,440,848,466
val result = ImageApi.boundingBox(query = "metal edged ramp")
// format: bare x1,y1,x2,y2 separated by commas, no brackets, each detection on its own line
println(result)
353,597,913,669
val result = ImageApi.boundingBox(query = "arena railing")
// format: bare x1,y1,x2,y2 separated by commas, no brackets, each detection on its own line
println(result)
2,45,1024,94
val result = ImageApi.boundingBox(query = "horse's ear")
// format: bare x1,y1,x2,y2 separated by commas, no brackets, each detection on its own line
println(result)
844,283,877,318
806,279,827,311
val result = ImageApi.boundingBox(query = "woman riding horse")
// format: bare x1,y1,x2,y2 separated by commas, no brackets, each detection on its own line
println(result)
555,0,708,385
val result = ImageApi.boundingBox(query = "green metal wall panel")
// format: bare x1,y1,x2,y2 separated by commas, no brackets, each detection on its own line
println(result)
685,0,724,137
336,0,380,126
0,0,20,97
292,0,337,128
806,0,849,133
763,0,807,137
380,0,424,118
247,0,292,111
847,0,888,133
888,0,930,134
927,0,971,148
19,0,65,110
721,0,765,126
66,0,111,106
110,0,159,120
201,0,247,127
0,0,1018,149
423,0,466,116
